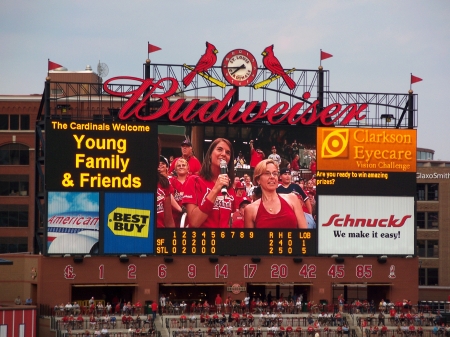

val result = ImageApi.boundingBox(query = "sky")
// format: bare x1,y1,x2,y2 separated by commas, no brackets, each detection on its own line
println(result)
1,0,449,160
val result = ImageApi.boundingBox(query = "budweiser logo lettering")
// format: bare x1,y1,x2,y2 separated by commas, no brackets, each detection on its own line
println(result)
322,214,411,227
103,77,368,125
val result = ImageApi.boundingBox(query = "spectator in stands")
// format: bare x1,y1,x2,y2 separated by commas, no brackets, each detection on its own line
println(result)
337,294,344,313
76,313,84,329
169,158,189,228
215,294,222,313
234,182,251,212
25,297,32,305
14,296,22,305
169,139,202,176
249,140,265,169
151,301,158,321
89,314,97,329
378,312,385,326
268,146,281,166
342,324,349,335
244,175,254,198
234,151,246,169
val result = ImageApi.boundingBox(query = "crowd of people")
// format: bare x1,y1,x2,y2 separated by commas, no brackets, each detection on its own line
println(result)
158,138,317,229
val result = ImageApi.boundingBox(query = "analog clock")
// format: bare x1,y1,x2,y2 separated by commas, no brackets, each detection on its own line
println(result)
221,49,258,87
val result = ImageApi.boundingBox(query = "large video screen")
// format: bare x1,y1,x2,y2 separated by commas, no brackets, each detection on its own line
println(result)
44,120,416,257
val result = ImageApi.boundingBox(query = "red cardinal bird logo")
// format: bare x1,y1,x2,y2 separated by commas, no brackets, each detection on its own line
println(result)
183,42,218,87
262,45,296,90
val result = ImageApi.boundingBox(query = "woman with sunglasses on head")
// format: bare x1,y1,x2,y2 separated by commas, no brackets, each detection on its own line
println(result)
183,138,236,228
244,159,307,229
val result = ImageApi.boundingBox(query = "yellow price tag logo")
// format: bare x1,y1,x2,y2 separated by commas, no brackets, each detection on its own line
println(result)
107,207,150,238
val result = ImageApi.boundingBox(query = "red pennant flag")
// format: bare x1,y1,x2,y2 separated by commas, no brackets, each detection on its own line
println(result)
411,75,423,84
148,43,161,53
48,60,63,71
320,51,333,60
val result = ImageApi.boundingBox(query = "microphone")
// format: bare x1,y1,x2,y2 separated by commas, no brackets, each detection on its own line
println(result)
220,159,228,195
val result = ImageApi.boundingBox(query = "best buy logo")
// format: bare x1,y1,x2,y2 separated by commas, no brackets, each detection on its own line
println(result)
108,207,150,238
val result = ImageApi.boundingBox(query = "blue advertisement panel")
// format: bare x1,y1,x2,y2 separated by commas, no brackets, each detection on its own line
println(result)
103,192,155,254
47,192,100,254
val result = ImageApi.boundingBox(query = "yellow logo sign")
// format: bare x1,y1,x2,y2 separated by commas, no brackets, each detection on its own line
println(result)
107,207,150,238
321,129,349,159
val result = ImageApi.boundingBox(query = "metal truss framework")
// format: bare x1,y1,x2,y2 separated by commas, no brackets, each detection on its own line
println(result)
42,63,418,129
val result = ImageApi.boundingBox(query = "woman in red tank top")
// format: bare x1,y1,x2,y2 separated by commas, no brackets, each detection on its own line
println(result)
244,159,307,228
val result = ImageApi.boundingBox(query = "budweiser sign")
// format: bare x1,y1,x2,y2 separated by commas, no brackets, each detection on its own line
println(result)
322,214,411,228
103,77,368,125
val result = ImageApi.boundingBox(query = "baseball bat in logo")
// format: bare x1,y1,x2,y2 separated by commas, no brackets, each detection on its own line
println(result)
321,129,350,159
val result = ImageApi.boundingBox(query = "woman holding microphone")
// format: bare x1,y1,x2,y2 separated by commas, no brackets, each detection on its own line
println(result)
183,138,236,228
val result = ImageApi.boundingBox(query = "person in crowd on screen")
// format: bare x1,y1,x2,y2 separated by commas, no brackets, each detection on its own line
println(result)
183,138,236,228
232,200,251,228
169,139,202,176
234,151,246,169
304,179,317,215
309,159,317,175
158,156,170,177
268,146,281,166
276,168,315,228
291,154,300,172
169,158,189,227
233,176,242,189
251,186,262,202
249,140,265,169
244,159,307,229
234,182,251,212
244,175,254,197
157,143,175,228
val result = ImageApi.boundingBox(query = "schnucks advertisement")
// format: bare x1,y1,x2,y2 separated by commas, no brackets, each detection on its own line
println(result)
318,195,415,255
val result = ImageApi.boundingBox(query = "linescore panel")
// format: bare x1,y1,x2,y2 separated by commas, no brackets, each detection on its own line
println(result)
155,229,316,256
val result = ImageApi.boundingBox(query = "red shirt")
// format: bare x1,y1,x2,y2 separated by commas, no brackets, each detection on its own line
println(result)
234,195,250,211
254,196,298,228
151,302,158,312
250,148,264,168
169,176,187,227
183,175,236,228
291,159,300,171
231,211,244,228
157,183,171,228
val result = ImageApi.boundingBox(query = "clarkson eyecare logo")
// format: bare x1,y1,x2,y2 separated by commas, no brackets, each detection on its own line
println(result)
321,129,350,159
317,128,416,173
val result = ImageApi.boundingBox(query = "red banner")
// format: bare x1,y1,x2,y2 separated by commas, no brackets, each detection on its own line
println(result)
320,51,333,60
148,43,161,53
48,60,63,71
411,74,423,84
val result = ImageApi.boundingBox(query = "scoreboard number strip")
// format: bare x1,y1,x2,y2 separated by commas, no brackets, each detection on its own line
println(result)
62,263,376,280
156,229,315,256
